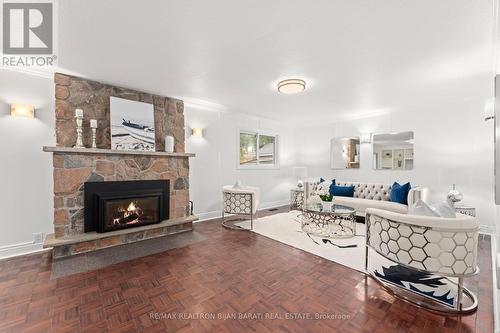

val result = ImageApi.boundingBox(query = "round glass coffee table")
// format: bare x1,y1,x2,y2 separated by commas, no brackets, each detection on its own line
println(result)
299,204,356,238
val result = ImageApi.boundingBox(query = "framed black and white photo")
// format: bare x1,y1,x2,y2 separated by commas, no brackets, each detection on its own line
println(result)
110,96,155,151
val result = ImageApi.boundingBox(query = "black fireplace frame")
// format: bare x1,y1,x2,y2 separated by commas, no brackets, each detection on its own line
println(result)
84,180,169,233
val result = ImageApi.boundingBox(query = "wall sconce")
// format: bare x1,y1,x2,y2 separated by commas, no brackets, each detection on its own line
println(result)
191,128,203,138
360,133,372,143
11,104,35,118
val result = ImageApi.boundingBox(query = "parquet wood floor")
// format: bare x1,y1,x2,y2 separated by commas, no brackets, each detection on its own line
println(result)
0,206,494,332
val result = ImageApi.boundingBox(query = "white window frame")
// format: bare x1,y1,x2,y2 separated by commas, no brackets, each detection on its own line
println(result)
237,129,280,170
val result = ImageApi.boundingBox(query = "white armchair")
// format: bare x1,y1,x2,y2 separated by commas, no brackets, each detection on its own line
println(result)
221,185,260,230
365,208,480,313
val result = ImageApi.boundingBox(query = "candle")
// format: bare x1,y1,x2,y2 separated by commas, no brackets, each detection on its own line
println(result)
165,135,174,153
75,109,83,118
90,119,97,128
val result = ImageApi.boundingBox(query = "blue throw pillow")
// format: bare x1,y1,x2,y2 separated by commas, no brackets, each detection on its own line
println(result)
391,182,411,205
331,185,354,197
328,179,337,196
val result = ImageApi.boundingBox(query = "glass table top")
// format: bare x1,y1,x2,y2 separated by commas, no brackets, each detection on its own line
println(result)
304,203,355,214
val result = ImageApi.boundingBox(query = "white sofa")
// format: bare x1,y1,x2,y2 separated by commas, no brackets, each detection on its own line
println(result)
304,180,427,217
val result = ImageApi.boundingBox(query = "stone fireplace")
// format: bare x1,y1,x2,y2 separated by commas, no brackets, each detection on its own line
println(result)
43,73,197,258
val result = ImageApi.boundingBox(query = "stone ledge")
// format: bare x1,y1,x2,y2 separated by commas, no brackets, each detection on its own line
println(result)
44,215,198,248
43,146,196,158
45,216,197,259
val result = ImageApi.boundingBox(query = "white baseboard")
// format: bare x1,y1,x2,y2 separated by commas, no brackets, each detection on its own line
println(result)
194,200,289,223
0,241,47,260
195,210,221,221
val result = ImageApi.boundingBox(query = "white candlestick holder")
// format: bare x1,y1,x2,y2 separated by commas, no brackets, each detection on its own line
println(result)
74,116,84,148
91,128,97,148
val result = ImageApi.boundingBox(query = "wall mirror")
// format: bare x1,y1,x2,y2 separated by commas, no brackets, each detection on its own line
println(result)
330,137,360,169
373,131,414,170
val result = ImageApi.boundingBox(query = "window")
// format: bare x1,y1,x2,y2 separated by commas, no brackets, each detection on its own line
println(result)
239,130,278,168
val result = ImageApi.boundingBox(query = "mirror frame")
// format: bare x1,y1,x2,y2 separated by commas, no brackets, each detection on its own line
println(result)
372,131,414,170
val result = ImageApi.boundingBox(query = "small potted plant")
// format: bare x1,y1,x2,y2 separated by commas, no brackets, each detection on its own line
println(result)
316,182,333,212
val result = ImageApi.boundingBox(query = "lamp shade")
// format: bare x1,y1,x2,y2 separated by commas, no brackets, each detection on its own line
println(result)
292,166,308,178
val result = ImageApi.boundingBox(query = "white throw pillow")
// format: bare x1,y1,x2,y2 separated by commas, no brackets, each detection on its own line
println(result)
409,199,456,218
409,199,439,217
430,201,457,218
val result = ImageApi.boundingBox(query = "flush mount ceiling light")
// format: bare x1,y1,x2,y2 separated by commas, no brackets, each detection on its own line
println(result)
277,79,306,94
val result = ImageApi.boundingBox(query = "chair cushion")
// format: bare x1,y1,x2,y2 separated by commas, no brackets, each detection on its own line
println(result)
391,182,411,205
333,196,408,217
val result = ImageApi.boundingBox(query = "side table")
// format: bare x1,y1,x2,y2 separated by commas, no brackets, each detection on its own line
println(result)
455,205,476,217
290,188,304,211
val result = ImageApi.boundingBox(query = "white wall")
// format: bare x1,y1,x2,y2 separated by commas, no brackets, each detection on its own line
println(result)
185,107,297,220
298,99,496,232
0,70,55,256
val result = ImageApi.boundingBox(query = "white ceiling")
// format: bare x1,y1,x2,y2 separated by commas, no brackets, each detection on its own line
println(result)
56,0,496,125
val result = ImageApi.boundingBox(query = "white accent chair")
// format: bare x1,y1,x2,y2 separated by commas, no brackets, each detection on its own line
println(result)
221,186,260,230
365,208,480,313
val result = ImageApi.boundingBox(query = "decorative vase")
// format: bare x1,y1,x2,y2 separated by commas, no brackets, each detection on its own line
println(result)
447,184,463,207
165,135,174,153
322,201,333,212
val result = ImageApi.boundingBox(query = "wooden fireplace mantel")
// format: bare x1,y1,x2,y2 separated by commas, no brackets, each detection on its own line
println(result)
43,146,196,158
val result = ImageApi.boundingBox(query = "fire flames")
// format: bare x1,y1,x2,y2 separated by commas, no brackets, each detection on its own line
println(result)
127,201,137,212
112,201,143,225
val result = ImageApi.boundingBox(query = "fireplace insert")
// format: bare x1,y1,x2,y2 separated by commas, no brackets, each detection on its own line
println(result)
84,180,169,233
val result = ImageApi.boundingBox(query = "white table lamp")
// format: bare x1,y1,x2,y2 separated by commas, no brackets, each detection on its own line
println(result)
293,166,308,188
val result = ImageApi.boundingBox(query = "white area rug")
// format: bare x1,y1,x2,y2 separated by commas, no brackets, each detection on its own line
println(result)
236,210,366,272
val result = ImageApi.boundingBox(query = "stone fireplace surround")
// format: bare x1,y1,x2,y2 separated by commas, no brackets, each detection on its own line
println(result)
43,73,197,258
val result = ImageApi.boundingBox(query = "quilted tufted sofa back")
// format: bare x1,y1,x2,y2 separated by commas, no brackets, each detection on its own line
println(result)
306,180,393,201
